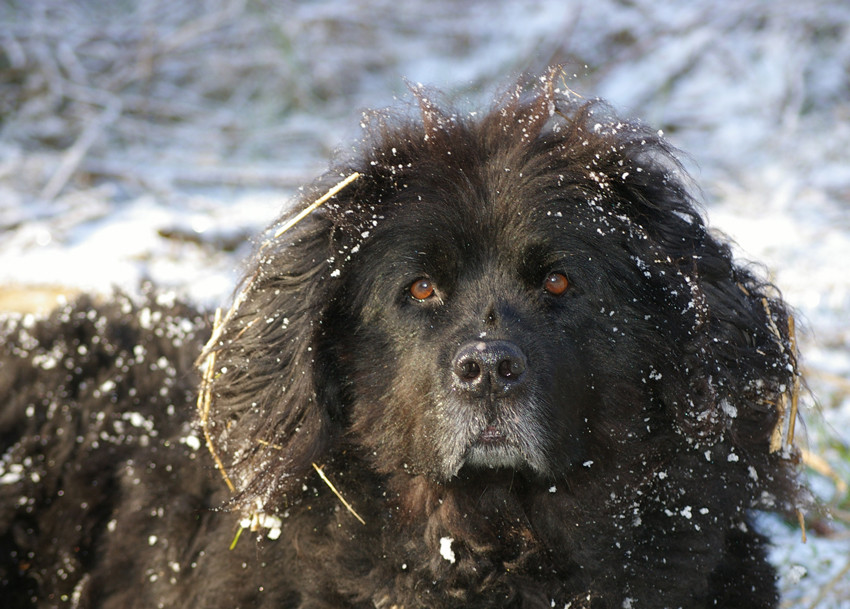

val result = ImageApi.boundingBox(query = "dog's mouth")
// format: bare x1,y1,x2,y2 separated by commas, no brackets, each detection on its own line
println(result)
462,424,526,470
437,393,553,479
478,424,507,445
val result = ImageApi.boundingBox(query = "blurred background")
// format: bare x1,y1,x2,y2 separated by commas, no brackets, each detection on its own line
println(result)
0,0,848,606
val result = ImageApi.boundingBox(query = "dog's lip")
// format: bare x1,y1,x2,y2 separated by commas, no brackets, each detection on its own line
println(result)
463,426,525,471
477,425,506,444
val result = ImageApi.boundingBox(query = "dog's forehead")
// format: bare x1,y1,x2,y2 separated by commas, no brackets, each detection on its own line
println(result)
348,187,610,284
385,166,615,237
333,119,659,273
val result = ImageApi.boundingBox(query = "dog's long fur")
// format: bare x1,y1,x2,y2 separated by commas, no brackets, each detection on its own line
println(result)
1,75,802,608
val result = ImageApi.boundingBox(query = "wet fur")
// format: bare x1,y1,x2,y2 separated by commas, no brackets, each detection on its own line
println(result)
1,77,801,608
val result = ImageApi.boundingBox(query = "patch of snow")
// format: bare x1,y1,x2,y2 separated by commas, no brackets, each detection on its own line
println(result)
439,536,456,564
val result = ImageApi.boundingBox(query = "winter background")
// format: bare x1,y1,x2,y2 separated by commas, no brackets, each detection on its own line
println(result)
0,0,848,606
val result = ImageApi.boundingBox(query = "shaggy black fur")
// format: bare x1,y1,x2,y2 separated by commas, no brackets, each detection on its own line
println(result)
1,76,803,608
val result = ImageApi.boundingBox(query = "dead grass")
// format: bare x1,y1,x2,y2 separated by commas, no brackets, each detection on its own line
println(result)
0,285,80,314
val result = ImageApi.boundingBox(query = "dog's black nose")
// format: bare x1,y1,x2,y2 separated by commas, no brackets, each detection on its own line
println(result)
452,340,527,396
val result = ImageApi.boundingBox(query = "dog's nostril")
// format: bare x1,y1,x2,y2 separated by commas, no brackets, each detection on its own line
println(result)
459,360,481,380
498,357,525,379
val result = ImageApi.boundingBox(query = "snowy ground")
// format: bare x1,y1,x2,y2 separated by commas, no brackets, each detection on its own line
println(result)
1,0,848,606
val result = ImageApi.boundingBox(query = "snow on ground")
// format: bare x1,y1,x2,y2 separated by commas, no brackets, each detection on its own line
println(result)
1,0,848,605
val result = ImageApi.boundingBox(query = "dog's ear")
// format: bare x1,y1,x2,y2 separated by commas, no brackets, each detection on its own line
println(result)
197,182,353,512
599,131,800,455
559,101,800,458
690,241,800,450
593,142,802,507
659,227,802,504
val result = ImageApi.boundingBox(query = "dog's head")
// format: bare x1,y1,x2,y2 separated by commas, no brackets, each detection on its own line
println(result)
201,75,799,511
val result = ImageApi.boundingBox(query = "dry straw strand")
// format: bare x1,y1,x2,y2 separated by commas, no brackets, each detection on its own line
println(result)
796,509,807,545
805,558,850,609
271,172,361,240
800,449,848,495
768,394,788,454
196,171,362,371
194,174,362,495
312,463,366,525
762,298,799,454
786,314,800,449
197,308,236,493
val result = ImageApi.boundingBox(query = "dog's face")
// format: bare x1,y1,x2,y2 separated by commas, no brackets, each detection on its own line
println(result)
206,88,796,510
322,146,663,483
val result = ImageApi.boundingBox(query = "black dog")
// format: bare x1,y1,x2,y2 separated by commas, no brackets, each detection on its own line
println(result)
1,75,803,608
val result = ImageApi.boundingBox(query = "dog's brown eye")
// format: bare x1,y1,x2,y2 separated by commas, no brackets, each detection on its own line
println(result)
409,278,435,301
543,272,569,296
